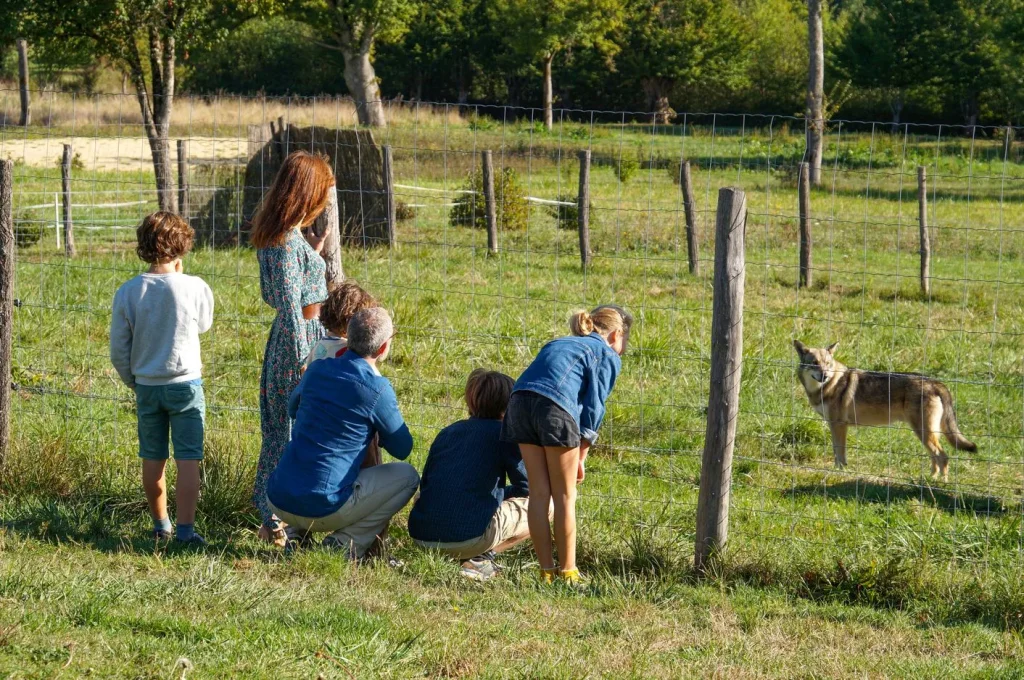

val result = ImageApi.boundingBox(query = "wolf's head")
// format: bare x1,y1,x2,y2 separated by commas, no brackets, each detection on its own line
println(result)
793,340,839,386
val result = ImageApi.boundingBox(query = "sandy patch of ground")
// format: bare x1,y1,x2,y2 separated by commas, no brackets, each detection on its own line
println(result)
0,135,248,172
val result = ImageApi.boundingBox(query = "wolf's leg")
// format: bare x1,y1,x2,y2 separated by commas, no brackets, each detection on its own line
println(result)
916,399,947,481
829,422,848,468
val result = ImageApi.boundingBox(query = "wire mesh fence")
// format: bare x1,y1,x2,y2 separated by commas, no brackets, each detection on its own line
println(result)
1,89,1022,585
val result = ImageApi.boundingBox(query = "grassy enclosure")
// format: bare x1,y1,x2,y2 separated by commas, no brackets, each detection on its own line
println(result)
2,94,1024,674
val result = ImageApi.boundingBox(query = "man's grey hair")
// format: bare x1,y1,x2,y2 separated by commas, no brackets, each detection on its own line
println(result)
347,307,393,358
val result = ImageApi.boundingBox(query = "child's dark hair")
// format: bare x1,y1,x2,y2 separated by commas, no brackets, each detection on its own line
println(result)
465,368,514,420
136,212,194,264
319,281,378,337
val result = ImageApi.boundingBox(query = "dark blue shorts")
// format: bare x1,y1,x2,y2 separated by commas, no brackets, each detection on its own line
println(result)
500,391,580,448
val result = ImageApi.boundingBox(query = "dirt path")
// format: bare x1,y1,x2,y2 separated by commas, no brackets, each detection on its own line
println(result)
0,135,248,172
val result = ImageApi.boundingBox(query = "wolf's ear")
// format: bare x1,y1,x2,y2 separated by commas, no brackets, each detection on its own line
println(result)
826,341,839,355
793,339,808,355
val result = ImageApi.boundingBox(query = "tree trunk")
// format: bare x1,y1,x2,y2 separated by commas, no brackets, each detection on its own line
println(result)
542,53,554,131
127,29,177,213
642,78,675,125
805,0,824,186
342,48,387,128
890,90,904,128
16,39,30,127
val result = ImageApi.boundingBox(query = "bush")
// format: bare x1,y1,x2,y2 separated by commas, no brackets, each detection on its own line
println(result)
395,200,417,222
449,167,529,232
14,216,43,248
614,157,639,183
545,194,591,230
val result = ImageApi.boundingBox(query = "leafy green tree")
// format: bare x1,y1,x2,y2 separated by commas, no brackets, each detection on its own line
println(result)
491,0,623,130
737,0,807,113
618,0,749,123
292,0,417,127
14,0,258,212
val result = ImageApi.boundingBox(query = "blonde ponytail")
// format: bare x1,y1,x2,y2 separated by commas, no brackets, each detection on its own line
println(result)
569,304,633,338
569,310,595,336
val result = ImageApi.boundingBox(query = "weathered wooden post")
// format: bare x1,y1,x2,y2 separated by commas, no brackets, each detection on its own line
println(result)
694,186,746,575
917,166,931,297
798,162,811,288
177,140,189,221
577,149,592,269
61,144,75,258
680,160,700,276
805,0,824,186
482,150,498,254
0,160,13,467
17,40,30,127
382,145,397,248
312,185,343,287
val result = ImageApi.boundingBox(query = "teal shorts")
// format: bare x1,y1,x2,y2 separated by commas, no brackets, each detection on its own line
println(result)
135,379,206,461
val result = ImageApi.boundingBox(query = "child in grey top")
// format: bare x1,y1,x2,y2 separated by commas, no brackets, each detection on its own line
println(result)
109,212,213,545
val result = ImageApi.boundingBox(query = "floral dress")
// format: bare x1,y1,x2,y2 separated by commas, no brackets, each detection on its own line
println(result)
255,228,328,527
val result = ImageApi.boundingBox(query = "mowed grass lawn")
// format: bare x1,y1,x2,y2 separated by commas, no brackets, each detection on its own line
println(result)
3,121,1024,676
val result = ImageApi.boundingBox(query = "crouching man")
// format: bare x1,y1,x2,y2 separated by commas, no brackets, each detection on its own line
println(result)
267,307,418,560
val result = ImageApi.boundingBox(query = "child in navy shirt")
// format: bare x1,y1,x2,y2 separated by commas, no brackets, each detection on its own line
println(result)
409,369,530,582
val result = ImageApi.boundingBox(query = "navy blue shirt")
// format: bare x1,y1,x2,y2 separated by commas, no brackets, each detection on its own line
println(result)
513,332,622,443
267,351,413,518
407,418,528,543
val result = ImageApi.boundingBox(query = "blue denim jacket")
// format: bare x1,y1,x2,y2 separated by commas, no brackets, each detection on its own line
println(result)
513,332,621,443
267,351,413,518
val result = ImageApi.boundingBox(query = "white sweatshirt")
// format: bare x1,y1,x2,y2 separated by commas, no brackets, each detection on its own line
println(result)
109,272,214,388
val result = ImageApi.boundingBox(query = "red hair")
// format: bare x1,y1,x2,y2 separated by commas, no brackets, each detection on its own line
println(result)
250,151,334,248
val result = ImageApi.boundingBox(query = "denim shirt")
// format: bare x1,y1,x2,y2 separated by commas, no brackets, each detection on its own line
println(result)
267,351,413,518
513,332,621,443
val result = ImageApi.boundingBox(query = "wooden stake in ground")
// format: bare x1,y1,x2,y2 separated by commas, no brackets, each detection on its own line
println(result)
382,145,397,248
482,150,498,255
918,166,931,297
694,186,746,575
577,150,592,269
805,0,824,186
177,140,189,221
61,144,76,258
17,40,30,127
798,162,812,288
680,160,700,276
0,159,13,468
312,184,343,287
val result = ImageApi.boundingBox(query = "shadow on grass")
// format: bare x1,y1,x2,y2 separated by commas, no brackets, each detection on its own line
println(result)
784,478,1018,516
0,495,274,560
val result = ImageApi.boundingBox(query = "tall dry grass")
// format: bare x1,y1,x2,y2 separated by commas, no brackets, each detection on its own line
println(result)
0,86,467,135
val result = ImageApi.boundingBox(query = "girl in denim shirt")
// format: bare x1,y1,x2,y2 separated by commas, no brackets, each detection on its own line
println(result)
501,305,632,583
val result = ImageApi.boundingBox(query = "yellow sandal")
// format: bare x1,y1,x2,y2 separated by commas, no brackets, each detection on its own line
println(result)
539,567,558,584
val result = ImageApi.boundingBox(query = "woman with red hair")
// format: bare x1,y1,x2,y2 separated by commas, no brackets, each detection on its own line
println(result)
251,151,335,547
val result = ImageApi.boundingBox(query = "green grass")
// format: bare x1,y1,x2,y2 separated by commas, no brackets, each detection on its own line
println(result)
2,121,1024,675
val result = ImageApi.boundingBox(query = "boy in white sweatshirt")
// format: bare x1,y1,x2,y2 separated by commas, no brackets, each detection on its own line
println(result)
110,212,214,544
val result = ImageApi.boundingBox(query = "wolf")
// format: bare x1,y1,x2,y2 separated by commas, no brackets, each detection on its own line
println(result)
793,340,976,481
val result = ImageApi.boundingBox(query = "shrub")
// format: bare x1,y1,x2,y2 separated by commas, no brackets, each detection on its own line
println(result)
395,200,417,222
14,216,43,248
614,157,639,183
449,167,529,232
545,194,591,230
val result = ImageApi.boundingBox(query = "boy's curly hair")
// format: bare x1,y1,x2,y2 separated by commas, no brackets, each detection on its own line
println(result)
465,368,514,420
136,212,194,264
320,281,378,336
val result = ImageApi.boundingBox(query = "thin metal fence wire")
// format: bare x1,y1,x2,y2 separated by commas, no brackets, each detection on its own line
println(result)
1,89,1022,575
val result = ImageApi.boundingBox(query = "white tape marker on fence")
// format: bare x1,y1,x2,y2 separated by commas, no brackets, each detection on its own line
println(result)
19,199,152,210
395,182,575,206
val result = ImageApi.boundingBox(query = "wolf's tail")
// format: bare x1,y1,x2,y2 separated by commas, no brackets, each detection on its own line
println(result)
938,384,977,452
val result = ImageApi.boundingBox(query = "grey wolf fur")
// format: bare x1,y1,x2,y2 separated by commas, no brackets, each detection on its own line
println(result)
793,340,976,481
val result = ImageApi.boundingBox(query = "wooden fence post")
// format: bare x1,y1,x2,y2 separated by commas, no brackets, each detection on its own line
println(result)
577,149,591,269
61,144,75,258
0,160,13,468
382,145,397,248
482,150,498,254
918,166,930,297
694,186,746,576
177,140,189,221
798,161,811,288
312,185,343,287
17,40,30,127
680,160,700,276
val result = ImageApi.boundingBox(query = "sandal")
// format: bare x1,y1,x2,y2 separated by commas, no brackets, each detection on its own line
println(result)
257,522,288,548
